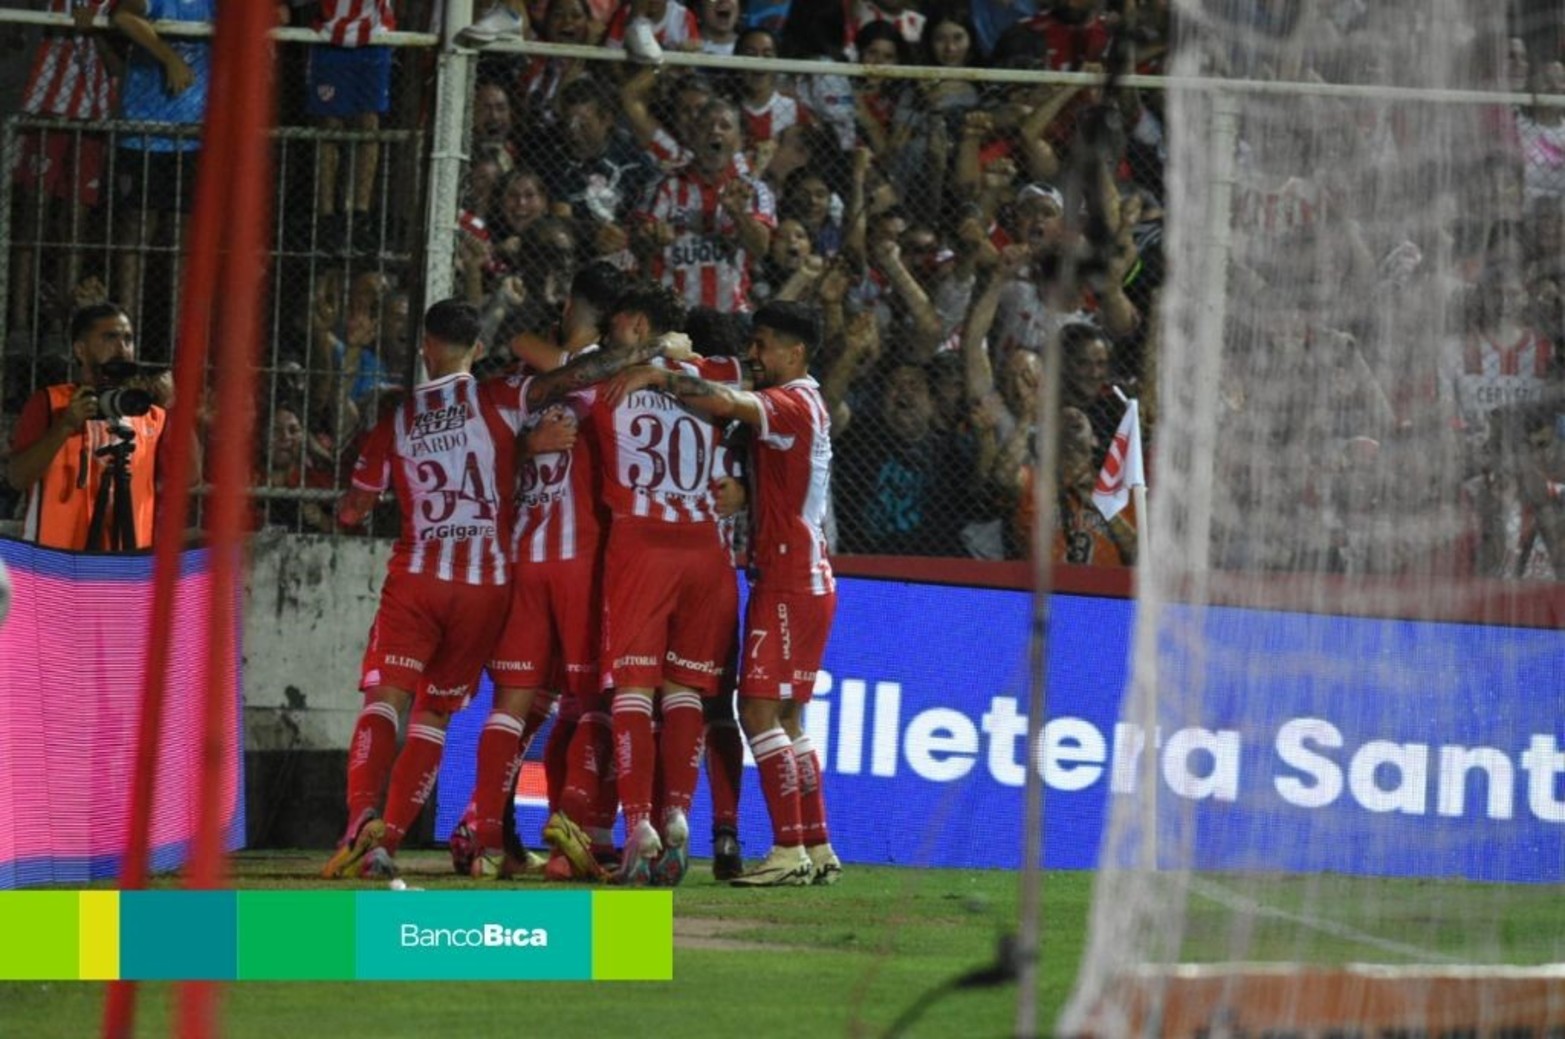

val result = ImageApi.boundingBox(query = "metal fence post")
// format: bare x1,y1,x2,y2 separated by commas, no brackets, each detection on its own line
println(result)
421,0,475,310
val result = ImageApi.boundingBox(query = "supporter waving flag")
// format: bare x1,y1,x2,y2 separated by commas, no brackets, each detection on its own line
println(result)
1091,395,1143,522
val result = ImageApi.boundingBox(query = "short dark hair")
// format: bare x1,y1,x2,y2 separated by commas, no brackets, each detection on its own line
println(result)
854,19,907,63
69,302,129,344
424,298,482,348
991,22,1047,69
606,282,687,337
558,76,615,117
685,308,751,358
737,26,775,52
752,300,822,360
1059,320,1108,358
571,261,625,316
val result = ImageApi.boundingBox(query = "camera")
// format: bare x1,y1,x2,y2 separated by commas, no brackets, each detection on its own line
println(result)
96,386,154,422
95,358,165,421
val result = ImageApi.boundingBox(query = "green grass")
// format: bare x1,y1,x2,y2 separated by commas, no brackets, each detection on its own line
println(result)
0,851,1092,1039
1178,872,1565,965
5,855,1562,1038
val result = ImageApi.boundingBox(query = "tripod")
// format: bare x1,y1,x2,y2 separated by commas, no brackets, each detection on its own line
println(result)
85,422,139,552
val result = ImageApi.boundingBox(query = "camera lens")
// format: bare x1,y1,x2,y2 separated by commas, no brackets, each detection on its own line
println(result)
97,387,154,421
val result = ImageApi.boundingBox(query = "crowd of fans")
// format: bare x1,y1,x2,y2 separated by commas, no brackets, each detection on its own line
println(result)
442,0,1168,564
2,0,1564,577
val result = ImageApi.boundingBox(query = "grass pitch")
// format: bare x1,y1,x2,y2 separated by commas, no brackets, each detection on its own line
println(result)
6,854,1562,1038
0,850,1090,1039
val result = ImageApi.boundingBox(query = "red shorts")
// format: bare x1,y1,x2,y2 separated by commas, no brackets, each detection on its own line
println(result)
600,520,738,695
12,130,106,207
360,571,511,714
738,585,836,703
488,554,601,698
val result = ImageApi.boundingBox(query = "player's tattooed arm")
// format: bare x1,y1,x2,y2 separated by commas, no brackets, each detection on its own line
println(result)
658,371,763,425
524,335,668,409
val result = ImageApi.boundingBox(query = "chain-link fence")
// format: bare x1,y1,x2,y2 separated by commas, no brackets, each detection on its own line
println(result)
1,21,434,539
444,30,1169,563
2,4,1563,576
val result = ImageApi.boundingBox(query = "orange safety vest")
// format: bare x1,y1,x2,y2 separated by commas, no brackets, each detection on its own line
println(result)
21,383,165,552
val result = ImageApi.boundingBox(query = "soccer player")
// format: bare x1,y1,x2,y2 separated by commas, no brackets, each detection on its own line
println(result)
321,299,667,880
593,284,745,885
605,300,839,886
451,262,623,879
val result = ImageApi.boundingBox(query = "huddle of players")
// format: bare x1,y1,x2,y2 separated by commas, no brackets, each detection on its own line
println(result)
321,265,840,888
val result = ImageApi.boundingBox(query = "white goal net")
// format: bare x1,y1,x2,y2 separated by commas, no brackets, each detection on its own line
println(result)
1061,1,1565,1035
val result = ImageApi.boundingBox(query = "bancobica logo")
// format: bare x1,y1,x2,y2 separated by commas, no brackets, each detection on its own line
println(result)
400,923,549,948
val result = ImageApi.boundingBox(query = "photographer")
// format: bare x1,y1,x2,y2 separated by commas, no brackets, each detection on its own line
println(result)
6,303,168,552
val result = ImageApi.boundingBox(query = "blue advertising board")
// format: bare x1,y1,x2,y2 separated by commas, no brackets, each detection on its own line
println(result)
435,576,1565,882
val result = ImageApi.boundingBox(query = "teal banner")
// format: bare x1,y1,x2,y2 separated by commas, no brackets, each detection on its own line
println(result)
353,891,594,981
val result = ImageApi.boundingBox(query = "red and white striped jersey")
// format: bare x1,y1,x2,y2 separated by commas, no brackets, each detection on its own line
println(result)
352,373,528,586
21,0,114,120
645,126,755,176
595,356,745,525
636,166,776,313
1452,328,1556,426
646,125,692,170
316,0,396,47
741,91,812,146
604,0,701,48
511,384,609,564
746,376,834,596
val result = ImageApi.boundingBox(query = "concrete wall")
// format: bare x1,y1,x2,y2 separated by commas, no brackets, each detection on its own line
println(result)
244,531,389,753
243,533,398,849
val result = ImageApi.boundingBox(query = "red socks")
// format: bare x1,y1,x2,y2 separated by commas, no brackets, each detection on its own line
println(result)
470,710,525,848
747,726,802,847
381,722,446,853
793,733,829,846
345,701,399,829
658,690,705,817
611,694,655,835
561,711,608,822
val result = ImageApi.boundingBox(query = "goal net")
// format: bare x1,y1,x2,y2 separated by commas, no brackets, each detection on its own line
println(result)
1060,2,1565,1036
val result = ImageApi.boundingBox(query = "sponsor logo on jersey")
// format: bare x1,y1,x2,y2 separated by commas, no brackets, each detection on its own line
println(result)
410,402,471,438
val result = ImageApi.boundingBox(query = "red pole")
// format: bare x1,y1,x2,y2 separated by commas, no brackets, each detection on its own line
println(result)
100,19,234,1039
176,0,276,1035
100,2,272,1037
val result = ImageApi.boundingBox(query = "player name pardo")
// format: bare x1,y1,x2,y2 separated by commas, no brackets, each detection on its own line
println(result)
399,923,549,948
806,672,1565,823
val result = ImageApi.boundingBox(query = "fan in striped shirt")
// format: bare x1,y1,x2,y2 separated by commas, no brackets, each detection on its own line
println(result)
10,0,115,334
634,98,777,314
